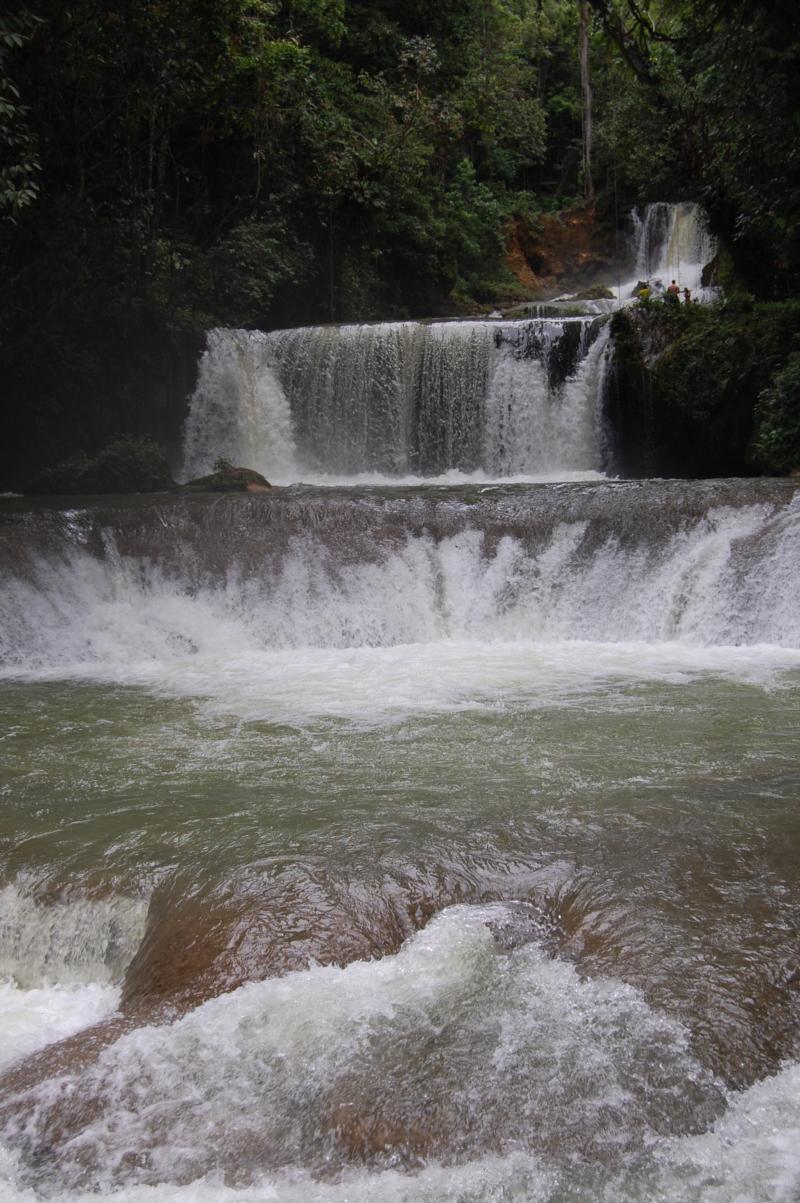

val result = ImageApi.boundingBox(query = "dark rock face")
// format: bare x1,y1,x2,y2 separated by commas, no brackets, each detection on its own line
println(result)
603,305,800,478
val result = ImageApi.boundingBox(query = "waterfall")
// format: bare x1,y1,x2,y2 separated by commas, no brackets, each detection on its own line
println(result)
2,483,798,691
181,317,609,484
179,202,718,485
629,200,717,297
181,328,300,483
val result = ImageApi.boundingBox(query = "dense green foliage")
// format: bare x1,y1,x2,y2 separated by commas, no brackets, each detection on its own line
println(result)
28,436,175,494
1,0,799,485
754,354,800,475
590,1,800,298
608,302,800,476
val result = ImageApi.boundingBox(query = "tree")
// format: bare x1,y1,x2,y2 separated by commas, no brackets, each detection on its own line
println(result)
578,1,594,203
0,10,40,218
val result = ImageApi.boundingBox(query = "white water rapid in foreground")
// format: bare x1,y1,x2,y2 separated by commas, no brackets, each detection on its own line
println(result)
1,199,795,1203
2,481,800,1201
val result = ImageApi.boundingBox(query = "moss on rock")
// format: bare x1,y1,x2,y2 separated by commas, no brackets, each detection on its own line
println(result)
606,303,800,477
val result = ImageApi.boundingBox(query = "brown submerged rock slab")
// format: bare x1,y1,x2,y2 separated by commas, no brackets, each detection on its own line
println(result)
119,874,427,1013
323,1096,437,1169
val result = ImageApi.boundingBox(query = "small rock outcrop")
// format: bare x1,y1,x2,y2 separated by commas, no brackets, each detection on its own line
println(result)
182,459,273,492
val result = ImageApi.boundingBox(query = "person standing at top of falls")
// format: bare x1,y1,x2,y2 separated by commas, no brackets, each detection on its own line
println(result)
666,280,681,304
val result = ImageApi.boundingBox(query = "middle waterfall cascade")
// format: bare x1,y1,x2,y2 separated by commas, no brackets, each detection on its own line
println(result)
2,482,799,722
181,317,610,484
180,202,719,485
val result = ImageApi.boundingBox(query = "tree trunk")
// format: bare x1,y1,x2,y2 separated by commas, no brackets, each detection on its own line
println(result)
579,1,594,205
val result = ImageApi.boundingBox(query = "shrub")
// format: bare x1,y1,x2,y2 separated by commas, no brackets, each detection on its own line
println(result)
753,354,800,475
29,437,175,494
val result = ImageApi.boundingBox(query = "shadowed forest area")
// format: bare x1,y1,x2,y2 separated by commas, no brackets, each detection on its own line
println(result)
1,0,799,485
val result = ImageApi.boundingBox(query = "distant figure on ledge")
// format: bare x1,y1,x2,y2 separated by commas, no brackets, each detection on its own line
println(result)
666,280,681,304
683,287,692,304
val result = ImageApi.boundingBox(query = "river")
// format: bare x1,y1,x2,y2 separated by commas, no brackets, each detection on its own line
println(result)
1,204,798,1202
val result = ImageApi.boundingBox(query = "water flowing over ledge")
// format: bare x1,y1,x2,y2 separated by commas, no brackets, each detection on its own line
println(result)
2,481,799,680
2,479,800,1201
179,202,717,487
3,198,796,1203
181,318,611,484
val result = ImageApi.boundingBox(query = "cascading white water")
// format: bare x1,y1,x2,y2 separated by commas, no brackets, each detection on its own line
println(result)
180,318,609,484
0,886,147,988
484,324,609,473
182,328,300,483
5,196,799,1203
180,202,719,484
2,486,799,725
629,200,717,297
0,886,148,1071
2,482,800,1201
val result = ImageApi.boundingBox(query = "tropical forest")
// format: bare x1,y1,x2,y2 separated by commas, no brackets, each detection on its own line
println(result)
1,5,800,1203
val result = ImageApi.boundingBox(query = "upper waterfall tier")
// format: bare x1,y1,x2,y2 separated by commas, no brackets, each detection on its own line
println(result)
181,317,610,485
627,201,717,298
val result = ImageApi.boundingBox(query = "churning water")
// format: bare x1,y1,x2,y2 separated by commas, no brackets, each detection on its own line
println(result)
2,204,797,1202
1,479,800,1202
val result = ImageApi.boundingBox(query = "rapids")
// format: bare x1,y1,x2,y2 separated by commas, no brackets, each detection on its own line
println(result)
1,203,798,1202
1,478,800,1201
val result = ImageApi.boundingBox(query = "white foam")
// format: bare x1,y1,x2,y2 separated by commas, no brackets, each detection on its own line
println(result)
267,469,607,487
0,904,722,1196
0,1150,553,1203
1,503,799,722
1,909,798,1199
653,1061,800,1202
0,981,120,1071
0,885,148,989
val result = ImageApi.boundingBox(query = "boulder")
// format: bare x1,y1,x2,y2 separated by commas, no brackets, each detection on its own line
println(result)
182,459,273,492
